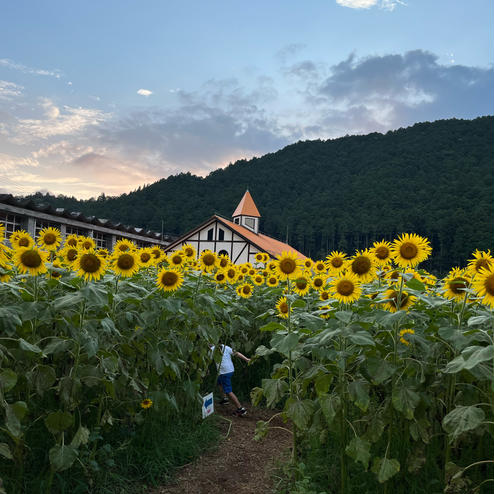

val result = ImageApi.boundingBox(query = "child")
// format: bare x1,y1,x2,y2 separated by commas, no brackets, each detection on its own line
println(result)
211,343,250,416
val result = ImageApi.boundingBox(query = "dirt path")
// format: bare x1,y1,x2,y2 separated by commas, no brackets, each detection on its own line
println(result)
151,405,292,494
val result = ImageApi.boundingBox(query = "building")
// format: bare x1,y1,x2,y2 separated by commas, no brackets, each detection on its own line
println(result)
165,191,305,264
0,194,173,249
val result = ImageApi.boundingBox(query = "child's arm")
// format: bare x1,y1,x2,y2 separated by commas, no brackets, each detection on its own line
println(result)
234,351,251,363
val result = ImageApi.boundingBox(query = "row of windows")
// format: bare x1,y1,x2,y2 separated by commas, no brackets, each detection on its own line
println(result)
207,227,225,241
0,212,157,250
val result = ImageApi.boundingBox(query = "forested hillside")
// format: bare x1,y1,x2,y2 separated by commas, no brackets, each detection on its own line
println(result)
27,116,494,273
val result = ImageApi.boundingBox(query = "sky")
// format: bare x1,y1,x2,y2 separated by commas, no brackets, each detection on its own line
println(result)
0,0,493,199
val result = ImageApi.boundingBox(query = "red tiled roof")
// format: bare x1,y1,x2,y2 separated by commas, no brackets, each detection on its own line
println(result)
218,216,306,259
232,190,261,218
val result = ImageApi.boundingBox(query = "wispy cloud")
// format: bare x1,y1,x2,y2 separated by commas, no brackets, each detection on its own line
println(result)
335,0,405,10
0,58,63,78
0,80,23,99
137,88,153,97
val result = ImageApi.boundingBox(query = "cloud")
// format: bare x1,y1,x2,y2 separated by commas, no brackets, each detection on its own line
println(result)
137,88,153,97
0,58,62,78
335,0,405,10
0,80,23,100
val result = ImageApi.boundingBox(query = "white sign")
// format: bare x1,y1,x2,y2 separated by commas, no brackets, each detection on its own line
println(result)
202,392,214,419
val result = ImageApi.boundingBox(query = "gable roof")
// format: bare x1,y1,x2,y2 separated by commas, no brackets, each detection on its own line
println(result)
165,214,305,260
232,190,261,218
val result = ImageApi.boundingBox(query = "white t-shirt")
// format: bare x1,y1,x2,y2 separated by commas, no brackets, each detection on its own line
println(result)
211,344,235,374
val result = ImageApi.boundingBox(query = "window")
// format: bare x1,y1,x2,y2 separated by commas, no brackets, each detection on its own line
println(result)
207,228,214,241
218,228,224,241
218,249,229,257
93,231,109,249
234,217,240,224
245,217,255,229
0,212,24,242
65,225,89,237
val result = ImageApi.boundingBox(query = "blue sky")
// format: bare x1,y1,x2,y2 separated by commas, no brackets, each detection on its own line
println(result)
1,0,493,198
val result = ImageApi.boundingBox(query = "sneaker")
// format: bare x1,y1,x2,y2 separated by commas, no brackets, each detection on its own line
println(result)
219,398,229,405
234,407,247,417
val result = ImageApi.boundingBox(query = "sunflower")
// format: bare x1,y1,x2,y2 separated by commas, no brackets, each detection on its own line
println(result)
156,268,184,292
199,250,219,273
382,288,416,312
114,238,136,253
266,275,279,287
390,233,432,268
302,258,314,271
218,254,230,269
347,250,377,283
13,247,49,276
111,251,140,277
329,272,362,304
10,230,34,249
168,251,186,269
248,268,256,277
252,274,265,286
467,250,494,277
138,248,154,266
97,248,109,259
64,234,79,248
254,252,266,264
214,270,228,284
275,251,302,280
399,329,415,346
325,251,347,274
140,398,153,409
60,246,79,266
276,296,291,319
78,237,96,251
319,290,330,302
73,249,107,281
313,260,327,274
442,267,470,301
319,305,332,319
181,243,196,259
293,276,310,296
225,266,238,283
36,227,61,252
48,260,64,279
236,282,254,298
150,246,165,263
267,261,277,272
384,269,401,284
311,274,327,291
371,240,392,266
472,266,494,308
240,265,249,274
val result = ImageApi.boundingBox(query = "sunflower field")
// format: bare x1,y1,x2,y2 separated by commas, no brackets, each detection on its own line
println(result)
0,223,493,494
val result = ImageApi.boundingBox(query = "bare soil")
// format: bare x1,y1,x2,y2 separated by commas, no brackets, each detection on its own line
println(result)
151,405,292,494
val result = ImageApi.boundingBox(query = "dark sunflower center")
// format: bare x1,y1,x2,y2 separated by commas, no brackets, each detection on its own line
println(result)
67,238,78,247
295,278,308,289
171,255,182,265
450,277,468,294
352,256,371,275
161,271,178,286
242,285,251,294
152,250,161,259
375,246,389,259
184,247,194,257
337,280,354,296
82,241,92,249
220,258,228,268
141,253,151,262
279,258,297,274
227,269,236,278
19,238,30,247
400,242,418,260
118,244,129,251
305,261,311,267
80,253,101,273
268,277,277,284
321,291,329,300
390,291,409,309
390,271,399,280
43,233,57,245
484,274,494,296
20,250,42,268
331,258,343,268
279,302,288,313
314,278,323,287
217,273,225,281
316,263,325,271
67,249,78,261
203,254,215,266
117,254,134,270
476,259,491,272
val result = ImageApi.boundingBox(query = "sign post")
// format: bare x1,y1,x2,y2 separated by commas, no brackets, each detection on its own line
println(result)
202,392,214,419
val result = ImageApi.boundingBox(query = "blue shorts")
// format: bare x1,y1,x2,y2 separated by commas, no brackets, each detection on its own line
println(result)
217,372,234,393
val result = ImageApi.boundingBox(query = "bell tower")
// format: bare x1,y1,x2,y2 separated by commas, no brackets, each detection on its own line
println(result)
232,190,261,234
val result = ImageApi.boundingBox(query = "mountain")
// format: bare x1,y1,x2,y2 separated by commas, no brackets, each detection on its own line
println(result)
26,116,494,273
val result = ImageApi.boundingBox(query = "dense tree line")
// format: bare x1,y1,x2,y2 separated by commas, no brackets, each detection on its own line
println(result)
27,116,494,274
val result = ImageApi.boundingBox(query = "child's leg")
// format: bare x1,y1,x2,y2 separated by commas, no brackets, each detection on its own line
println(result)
226,391,241,409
